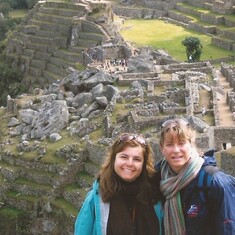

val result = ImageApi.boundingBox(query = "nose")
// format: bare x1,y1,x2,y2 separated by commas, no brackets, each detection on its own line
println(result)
173,144,180,153
126,157,134,165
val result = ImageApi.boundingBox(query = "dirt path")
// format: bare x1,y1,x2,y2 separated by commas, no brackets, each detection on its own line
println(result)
216,69,234,127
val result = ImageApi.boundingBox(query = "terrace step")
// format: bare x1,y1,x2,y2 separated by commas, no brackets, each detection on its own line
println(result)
39,6,85,18
168,3,235,51
26,41,56,53
29,66,43,78
34,29,62,38
28,34,67,48
30,19,70,35
34,51,51,61
44,1,90,12
5,190,40,212
43,70,64,83
212,36,235,51
34,13,74,26
0,160,59,187
63,184,89,209
79,32,105,42
49,56,76,69
12,178,52,196
52,197,77,217
23,49,35,58
31,59,47,70
54,49,82,63
46,63,69,77
77,38,98,48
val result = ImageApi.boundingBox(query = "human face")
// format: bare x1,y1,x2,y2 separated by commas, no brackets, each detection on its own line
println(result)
161,131,192,173
114,145,144,182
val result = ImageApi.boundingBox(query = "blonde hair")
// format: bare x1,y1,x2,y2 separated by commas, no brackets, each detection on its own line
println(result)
160,118,196,147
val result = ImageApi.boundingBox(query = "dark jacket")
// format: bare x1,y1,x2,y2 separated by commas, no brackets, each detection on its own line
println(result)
155,150,235,235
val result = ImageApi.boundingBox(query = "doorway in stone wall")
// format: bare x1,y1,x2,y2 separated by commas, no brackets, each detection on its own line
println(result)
222,143,232,150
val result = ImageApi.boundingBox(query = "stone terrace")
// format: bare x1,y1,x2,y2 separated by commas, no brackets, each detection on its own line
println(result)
112,0,235,55
5,1,111,89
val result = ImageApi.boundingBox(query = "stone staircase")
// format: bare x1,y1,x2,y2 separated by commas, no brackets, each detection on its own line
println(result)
5,1,110,89
166,2,235,52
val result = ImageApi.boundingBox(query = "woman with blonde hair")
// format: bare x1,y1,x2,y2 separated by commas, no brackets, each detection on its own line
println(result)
155,118,235,235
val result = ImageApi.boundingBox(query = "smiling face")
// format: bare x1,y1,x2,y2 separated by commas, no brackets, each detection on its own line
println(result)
114,145,144,182
161,130,192,173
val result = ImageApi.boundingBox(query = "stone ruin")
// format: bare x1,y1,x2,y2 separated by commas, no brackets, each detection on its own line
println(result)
1,0,235,234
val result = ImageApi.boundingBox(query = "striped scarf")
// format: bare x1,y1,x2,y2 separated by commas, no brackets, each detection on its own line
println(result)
160,154,204,235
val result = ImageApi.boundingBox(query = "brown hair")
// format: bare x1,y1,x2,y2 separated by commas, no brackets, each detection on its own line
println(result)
99,133,155,202
160,118,196,147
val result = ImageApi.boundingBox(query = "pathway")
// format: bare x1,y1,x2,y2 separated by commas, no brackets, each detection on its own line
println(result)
216,69,234,127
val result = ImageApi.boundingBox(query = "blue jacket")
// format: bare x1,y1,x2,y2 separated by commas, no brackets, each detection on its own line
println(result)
74,180,164,235
155,151,235,235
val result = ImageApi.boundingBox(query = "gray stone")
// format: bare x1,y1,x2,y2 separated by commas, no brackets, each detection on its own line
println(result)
7,117,20,127
49,133,62,143
91,83,104,99
188,115,210,133
127,56,155,73
67,93,93,108
81,102,99,118
95,96,108,107
31,100,69,139
19,109,39,125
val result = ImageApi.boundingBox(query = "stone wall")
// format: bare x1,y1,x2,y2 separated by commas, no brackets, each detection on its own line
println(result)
220,149,235,176
221,62,235,90
183,0,234,14
214,127,235,150
112,5,164,19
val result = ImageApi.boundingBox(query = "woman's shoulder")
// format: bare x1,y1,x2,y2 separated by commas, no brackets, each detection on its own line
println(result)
210,170,235,188
83,180,100,203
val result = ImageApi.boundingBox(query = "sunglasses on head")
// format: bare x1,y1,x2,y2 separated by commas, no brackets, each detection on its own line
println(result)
118,134,147,146
161,118,189,130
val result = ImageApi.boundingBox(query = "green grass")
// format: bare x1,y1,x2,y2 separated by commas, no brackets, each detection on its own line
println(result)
53,198,77,216
120,19,234,62
6,191,39,203
15,178,52,190
0,207,26,218
8,9,28,18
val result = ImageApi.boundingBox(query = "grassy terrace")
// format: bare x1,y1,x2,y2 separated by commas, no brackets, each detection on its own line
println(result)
120,19,234,62
177,2,211,14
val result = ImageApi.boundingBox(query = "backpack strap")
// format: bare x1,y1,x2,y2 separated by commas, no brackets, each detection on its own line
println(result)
197,165,219,203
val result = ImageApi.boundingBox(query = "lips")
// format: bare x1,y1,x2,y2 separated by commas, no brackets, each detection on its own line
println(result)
172,156,183,159
123,168,134,173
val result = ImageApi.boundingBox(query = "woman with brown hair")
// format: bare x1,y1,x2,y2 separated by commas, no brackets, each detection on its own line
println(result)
74,133,162,235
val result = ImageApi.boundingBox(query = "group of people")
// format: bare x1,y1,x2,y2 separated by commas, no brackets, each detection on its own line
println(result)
74,118,235,235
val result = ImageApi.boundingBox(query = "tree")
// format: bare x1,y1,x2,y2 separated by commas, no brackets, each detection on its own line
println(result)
0,0,27,9
182,36,202,62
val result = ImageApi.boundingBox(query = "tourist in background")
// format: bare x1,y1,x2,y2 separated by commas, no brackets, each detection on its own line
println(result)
74,133,162,235
154,118,235,235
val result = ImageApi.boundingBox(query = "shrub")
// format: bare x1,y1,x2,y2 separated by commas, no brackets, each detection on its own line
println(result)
182,36,203,62
5,0,27,9
0,2,11,15
0,63,25,106
26,0,38,9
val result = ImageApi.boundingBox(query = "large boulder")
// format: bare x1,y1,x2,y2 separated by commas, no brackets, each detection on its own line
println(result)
30,100,69,139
